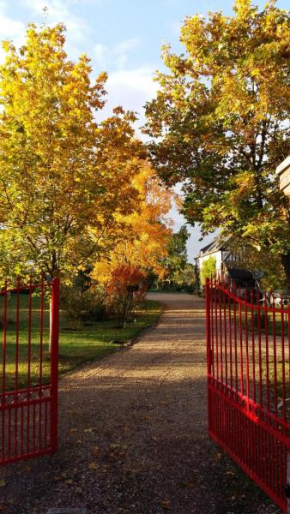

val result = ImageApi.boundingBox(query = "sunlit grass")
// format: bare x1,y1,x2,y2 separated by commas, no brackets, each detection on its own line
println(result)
0,295,162,391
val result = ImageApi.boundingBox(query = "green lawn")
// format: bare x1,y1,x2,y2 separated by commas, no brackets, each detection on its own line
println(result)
0,294,162,391
217,300,288,337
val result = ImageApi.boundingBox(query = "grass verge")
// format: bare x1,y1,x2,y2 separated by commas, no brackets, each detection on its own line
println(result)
1,296,162,391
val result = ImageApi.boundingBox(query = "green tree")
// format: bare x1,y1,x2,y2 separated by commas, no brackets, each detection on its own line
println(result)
176,262,196,291
200,256,216,286
145,0,290,285
164,225,190,285
0,23,143,282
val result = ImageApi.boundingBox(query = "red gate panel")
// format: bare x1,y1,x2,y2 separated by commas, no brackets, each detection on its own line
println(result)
206,278,290,512
0,277,59,465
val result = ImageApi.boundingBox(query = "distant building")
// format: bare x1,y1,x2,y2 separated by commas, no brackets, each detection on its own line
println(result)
197,236,255,287
276,155,290,197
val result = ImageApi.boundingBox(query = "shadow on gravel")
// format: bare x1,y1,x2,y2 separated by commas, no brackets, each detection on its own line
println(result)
0,375,277,514
0,294,278,514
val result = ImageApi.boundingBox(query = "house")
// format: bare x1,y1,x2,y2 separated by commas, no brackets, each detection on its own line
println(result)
197,236,255,287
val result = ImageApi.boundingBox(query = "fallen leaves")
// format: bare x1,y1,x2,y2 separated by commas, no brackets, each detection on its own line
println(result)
107,443,128,461
0,480,6,488
161,500,170,510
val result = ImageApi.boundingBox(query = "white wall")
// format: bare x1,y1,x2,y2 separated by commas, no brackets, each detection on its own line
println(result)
198,251,223,275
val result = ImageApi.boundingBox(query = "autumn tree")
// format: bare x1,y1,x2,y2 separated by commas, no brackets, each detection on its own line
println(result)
92,162,173,284
145,0,290,285
0,23,143,282
102,264,147,325
91,162,174,322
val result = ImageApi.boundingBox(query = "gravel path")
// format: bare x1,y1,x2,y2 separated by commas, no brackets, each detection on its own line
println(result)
0,293,279,514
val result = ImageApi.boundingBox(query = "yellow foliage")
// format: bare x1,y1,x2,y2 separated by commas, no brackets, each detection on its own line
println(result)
92,163,174,283
0,23,145,281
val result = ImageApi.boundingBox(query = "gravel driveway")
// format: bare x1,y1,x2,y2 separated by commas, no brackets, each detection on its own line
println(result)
0,293,279,514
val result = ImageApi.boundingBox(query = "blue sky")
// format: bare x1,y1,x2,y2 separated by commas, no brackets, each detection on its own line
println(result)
0,0,288,260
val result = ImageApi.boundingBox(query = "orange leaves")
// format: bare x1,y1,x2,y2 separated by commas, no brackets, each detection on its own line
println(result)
106,265,146,295
92,162,174,286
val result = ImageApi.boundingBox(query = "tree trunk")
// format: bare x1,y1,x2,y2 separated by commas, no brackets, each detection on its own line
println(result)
281,252,290,288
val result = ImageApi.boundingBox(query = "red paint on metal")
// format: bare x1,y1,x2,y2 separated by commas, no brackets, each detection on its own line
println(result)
50,277,60,454
0,277,60,465
207,279,290,512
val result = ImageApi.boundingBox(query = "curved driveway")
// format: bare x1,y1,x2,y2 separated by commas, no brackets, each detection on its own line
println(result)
0,293,276,513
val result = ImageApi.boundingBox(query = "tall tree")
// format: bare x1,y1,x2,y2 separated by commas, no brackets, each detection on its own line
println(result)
92,162,173,283
0,23,143,282
145,0,290,284
163,225,190,283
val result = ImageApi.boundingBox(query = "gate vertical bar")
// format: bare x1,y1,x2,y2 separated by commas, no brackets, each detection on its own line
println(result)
287,304,290,514
206,278,212,432
50,277,60,454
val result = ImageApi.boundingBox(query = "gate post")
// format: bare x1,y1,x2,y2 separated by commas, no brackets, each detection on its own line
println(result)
50,277,60,454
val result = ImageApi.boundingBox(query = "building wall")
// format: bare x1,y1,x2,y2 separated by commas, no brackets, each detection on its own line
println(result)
198,251,223,275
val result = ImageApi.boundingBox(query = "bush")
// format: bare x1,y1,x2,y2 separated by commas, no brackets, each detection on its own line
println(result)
104,264,147,326
61,284,105,329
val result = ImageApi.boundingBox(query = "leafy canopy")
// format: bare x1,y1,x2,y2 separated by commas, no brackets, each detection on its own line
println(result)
0,23,144,281
163,225,190,283
145,0,290,280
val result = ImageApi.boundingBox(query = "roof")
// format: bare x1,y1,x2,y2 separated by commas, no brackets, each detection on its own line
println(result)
228,268,253,280
198,236,228,258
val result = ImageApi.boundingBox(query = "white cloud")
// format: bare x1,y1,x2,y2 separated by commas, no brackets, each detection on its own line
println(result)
116,38,139,54
103,67,157,115
94,43,110,69
0,2,26,63
0,14,25,40
95,66,157,141
108,67,157,97
94,38,140,70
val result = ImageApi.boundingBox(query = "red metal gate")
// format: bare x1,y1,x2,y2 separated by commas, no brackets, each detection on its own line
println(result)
0,276,60,465
206,278,290,511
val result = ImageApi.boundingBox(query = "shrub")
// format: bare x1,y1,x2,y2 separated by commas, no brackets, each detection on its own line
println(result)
104,264,147,325
61,284,105,329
